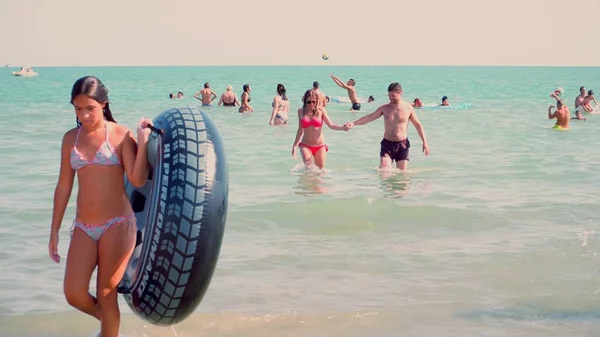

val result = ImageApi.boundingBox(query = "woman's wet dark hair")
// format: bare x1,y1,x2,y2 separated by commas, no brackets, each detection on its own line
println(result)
588,90,594,96
277,84,287,100
243,84,250,92
70,76,116,126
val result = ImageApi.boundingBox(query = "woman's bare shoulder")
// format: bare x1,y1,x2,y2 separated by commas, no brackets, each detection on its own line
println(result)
109,122,134,143
62,127,79,145
110,122,130,132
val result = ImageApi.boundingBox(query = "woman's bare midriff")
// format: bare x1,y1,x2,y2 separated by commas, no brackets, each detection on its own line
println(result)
301,128,325,146
75,166,133,224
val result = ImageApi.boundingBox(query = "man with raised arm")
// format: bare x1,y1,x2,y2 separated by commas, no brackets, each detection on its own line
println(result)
330,74,361,111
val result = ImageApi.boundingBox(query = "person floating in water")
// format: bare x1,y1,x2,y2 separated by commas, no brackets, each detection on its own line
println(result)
193,82,217,106
169,92,183,99
572,110,586,121
330,74,361,111
439,96,449,106
344,82,429,171
548,100,570,130
412,98,423,108
367,96,375,103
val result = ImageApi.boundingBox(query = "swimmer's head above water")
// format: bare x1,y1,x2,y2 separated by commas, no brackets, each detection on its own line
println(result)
574,110,586,120
368,95,374,103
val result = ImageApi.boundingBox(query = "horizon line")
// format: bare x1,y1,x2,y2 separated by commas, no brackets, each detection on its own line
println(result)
3,64,600,68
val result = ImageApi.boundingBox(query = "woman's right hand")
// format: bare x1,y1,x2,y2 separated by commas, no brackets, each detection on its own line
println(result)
269,119,274,125
49,232,60,263
291,147,297,159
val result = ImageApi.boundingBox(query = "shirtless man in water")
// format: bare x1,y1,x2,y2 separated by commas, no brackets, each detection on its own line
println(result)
344,82,429,170
330,74,361,111
194,82,217,106
548,100,570,130
312,81,328,107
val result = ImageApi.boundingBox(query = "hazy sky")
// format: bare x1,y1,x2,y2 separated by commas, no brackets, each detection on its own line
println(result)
1,0,598,66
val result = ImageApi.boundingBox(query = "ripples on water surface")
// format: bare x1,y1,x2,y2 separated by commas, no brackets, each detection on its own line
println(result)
0,66,599,336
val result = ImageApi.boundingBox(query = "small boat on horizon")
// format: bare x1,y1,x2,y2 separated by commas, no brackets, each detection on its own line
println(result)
12,64,38,77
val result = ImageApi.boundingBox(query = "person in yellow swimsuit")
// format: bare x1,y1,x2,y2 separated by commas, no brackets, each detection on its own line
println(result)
548,100,570,130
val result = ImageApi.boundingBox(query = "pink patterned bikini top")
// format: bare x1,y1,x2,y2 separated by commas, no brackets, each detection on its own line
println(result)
70,123,121,171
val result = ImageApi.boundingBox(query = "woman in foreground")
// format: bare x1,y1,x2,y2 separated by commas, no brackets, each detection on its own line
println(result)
291,89,348,169
48,76,153,337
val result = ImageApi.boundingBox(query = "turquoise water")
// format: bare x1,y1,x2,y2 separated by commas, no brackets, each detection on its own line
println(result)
1,66,600,336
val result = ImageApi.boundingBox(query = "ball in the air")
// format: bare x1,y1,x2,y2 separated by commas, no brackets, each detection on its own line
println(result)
554,87,564,96
322,53,329,60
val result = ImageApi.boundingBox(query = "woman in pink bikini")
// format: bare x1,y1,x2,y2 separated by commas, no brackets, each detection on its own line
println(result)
292,89,348,169
48,76,153,337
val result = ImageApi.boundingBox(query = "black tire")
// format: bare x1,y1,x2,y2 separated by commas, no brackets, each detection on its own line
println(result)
118,106,228,326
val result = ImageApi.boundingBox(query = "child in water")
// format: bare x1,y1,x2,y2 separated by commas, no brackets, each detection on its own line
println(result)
582,90,597,112
572,110,586,121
